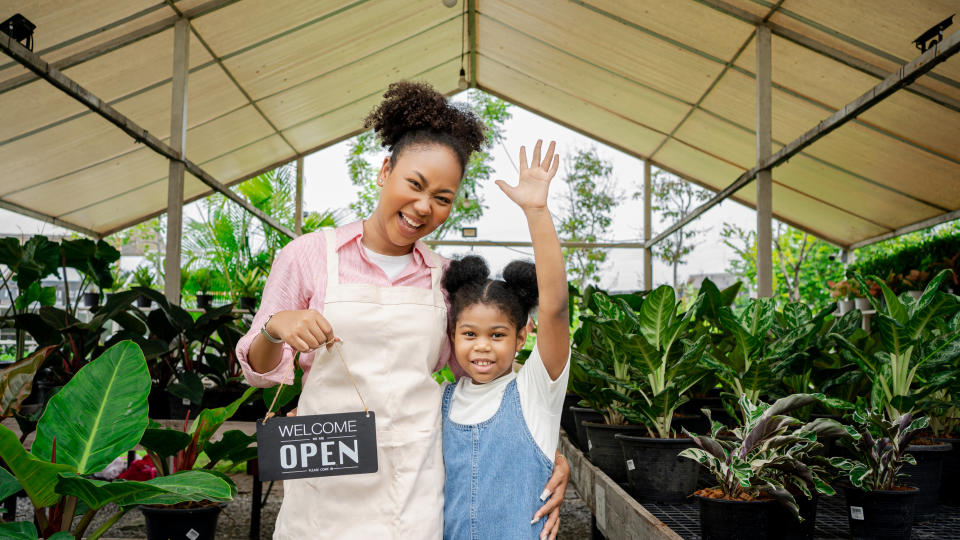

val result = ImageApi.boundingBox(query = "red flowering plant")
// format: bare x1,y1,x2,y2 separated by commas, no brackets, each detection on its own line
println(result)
827,280,855,300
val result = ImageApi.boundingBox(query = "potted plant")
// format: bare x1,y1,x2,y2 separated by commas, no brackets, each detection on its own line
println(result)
834,269,960,519
608,284,710,503
193,267,216,310
572,287,648,483
901,269,930,300
132,265,157,307
928,385,960,505
680,393,844,540
0,341,234,539
828,279,855,314
137,386,258,540
830,408,927,540
233,268,262,310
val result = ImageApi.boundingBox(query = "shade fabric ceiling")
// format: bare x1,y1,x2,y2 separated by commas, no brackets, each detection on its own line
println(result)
0,0,958,248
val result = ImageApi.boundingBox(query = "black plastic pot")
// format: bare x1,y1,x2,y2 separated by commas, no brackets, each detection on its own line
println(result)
196,293,214,310
137,295,152,308
672,412,710,435
933,438,959,506
770,491,818,540
582,422,646,484
81,291,100,308
141,503,224,540
570,407,603,453
166,393,202,420
615,435,698,503
696,494,778,540
147,390,170,419
844,487,918,540
239,296,257,310
560,394,581,447
902,442,951,521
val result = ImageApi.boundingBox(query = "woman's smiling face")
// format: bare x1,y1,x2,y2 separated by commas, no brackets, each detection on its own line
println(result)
364,144,462,256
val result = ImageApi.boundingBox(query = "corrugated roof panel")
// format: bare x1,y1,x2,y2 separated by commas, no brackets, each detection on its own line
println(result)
478,57,667,158
482,0,725,104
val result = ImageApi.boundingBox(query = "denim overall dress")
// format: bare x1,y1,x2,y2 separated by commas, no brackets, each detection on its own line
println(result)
442,378,555,540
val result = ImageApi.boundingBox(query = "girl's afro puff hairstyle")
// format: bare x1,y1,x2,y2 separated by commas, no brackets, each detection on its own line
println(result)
363,81,487,176
442,255,538,332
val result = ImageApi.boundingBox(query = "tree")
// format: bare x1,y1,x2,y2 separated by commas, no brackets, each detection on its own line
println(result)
643,169,711,292
345,90,511,239
720,221,843,309
557,148,618,289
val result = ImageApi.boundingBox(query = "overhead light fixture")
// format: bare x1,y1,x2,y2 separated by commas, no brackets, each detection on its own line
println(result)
461,227,478,238
442,0,458,7
458,67,468,90
1,13,36,51
913,14,954,52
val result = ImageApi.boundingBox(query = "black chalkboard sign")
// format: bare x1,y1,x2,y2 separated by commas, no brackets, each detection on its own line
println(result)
256,411,378,481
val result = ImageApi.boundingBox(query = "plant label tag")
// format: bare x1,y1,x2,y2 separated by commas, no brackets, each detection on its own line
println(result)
588,439,593,450
626,459,635,471
186,529,200,540
850,506,864,520
256,411,378,481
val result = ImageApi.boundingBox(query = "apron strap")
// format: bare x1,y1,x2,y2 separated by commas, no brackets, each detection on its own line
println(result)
324,228,339,287
424,248,445,307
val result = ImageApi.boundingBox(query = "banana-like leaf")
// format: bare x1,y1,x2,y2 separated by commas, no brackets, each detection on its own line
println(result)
0,426,73,507
33,341,151,475
204,430,257,466
56,470,234,510
140,428,192,459
189,386,258,453
0,345,56,417
637,285,675,350
0,467,21,501
0,521,38,540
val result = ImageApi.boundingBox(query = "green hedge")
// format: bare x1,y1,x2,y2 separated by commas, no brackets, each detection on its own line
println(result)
850,227,959,292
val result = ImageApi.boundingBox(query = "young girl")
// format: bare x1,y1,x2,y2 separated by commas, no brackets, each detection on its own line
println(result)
441,140,570,540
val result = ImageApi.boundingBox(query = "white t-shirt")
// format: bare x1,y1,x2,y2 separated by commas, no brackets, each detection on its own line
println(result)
445,339,571,459
362,246,413,281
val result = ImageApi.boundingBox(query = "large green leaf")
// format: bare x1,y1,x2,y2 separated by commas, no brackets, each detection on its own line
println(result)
189,386,258,453
0,467,21,501
0,521,38,540
33,341,151,474
0,345,56,417
56,470,235,509
204,430,257,466
0,426,73,508
638,285,675,349
140,428,192,459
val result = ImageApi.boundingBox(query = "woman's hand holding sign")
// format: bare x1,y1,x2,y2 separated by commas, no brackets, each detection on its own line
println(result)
266,310,339,352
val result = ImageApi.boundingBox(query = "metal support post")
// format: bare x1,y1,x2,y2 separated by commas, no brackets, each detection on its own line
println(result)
295,157,304,236
643,161,653,290
755,25,773,298
164,18,189,305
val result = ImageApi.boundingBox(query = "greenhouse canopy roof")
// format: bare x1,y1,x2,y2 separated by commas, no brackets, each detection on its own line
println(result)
0,0,958,248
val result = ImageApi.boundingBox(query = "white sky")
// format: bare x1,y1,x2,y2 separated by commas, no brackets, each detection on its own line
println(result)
1,91,759,291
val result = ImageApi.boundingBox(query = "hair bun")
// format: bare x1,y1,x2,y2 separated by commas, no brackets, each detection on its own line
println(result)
502,260,538,313
442,255,489,297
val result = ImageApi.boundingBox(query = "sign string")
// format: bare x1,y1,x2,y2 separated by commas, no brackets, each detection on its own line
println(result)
262,339,369,424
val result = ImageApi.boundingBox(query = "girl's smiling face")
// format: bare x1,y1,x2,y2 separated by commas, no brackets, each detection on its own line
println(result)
363,144,462,256
453,303,527,384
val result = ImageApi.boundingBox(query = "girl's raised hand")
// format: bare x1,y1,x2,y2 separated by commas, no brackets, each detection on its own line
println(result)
495,140,560,210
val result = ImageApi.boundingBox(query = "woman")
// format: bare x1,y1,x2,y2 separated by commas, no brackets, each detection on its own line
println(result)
237,82,568,540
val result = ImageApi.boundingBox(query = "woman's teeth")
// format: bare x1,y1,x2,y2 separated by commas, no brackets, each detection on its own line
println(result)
400,213,422,229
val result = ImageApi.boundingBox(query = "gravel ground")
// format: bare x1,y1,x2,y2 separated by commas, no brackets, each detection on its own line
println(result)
17,473,593,539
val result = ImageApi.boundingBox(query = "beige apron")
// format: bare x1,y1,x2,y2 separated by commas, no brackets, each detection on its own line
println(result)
273,229,447,539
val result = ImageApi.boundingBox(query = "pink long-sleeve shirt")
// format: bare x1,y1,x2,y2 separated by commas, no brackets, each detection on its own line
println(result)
236,220,457,387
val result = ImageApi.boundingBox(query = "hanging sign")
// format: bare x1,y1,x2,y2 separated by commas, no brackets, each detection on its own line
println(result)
256,411,378,481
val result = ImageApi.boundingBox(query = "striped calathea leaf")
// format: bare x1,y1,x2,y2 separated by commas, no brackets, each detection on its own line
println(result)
679,393,847,520
828,406,927,491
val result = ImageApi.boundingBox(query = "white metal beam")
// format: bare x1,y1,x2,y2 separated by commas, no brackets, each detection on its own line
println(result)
0,0,238,95
164,19,189,305
0,33,296,240
643,160,652,290
425,240,646,249
848,210,960,250
756,25,773,298
697,0,960,114
295,156,304,236
645,29,960,251
0,198,100,238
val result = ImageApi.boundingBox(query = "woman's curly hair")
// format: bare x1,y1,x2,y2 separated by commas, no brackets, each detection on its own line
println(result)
442,255,538,332
363,81,487,175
